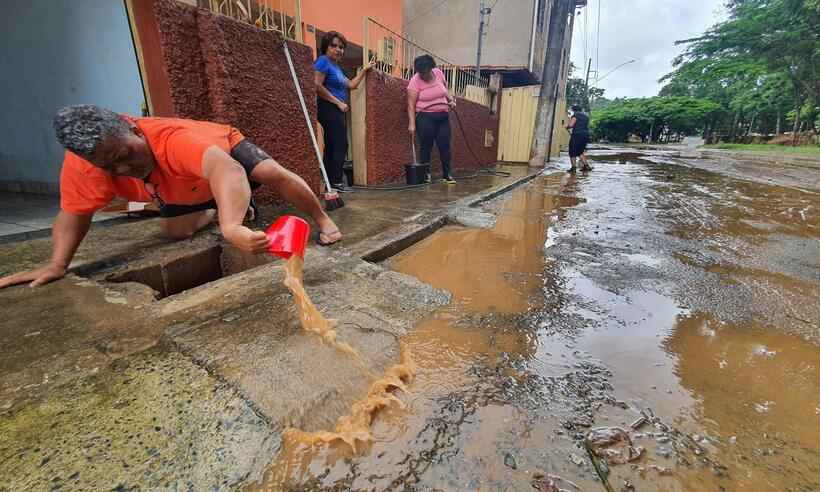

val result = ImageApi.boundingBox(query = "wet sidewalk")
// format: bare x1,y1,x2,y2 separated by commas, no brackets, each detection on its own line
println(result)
0,164,540,490
5,146,818,490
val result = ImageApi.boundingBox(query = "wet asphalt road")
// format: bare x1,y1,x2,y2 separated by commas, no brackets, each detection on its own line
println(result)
262,147,820,491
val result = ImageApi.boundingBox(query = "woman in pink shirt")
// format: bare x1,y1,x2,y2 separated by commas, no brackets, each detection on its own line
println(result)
407,55,457,184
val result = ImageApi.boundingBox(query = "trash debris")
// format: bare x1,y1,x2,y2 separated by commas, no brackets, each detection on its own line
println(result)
504,452,517,470
531,476,559,492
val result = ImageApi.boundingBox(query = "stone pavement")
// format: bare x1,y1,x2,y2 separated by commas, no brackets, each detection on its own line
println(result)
0,165,540,490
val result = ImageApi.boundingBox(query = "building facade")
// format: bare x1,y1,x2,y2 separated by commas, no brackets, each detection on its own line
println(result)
403,0,555,83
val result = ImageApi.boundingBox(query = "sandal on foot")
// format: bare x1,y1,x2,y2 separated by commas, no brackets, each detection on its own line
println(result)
316,229,342,246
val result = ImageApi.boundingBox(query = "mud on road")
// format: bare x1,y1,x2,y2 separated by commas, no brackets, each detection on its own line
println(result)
261,147,820,491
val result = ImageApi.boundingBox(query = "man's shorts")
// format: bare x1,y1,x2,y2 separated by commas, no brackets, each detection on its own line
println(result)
159,139,270,218
568,133,589,158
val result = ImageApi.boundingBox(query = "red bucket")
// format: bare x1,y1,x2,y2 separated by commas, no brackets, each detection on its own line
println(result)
265,215,310,259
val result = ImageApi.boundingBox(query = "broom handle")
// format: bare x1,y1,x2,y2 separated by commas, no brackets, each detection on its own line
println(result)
283,41,334,192
411,134,417,165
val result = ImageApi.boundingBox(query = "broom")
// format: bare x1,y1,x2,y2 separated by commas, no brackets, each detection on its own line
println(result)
283,41,344,211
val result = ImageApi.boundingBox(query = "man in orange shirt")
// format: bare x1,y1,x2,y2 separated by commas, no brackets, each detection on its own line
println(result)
0,105,342,289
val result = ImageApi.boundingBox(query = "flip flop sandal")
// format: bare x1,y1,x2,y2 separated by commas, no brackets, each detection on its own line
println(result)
316,230,342,247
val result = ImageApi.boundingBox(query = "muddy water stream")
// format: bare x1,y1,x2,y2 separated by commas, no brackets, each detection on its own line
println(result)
252,155,820,490
258,257,414,477
282,256,371,374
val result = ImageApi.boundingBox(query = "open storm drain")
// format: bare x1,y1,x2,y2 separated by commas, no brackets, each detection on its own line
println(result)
103,245,273,299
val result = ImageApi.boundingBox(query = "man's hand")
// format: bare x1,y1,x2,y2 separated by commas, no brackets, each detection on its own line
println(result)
222,224,270,254
408,122,416,134
337,102,349,113
448,98,457,109
0,263,67,289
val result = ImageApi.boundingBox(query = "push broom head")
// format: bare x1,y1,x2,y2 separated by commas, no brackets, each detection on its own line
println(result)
323,189,345,211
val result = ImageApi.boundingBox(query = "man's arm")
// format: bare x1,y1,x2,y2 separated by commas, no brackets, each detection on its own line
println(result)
0,211,92,289
566,116,577,130
200,146,269,253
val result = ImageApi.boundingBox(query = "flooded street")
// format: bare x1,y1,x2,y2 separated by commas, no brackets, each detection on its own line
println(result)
249,148,820,491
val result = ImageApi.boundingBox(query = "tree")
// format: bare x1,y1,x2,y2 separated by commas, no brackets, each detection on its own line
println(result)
591,97,720,143
661,0,819,143
566,77,605,111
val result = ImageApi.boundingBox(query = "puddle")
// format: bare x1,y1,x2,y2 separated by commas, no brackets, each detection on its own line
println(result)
663,314,820,490
247,163,820,490
247,176,607,490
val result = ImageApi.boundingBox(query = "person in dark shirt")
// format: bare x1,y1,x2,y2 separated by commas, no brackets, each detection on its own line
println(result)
313,31,373,192
566,104,591,172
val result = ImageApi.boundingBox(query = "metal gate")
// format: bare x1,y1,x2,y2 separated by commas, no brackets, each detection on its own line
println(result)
497,85,540,162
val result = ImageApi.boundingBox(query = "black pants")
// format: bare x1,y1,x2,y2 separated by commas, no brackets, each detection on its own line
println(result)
317,98,348,185
416,111,452,179
569,132,589,158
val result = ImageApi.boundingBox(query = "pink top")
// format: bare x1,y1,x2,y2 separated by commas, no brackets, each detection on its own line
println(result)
407,68,450,113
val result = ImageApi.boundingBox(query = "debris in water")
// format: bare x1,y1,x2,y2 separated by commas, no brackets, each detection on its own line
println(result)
531,474,559,491
754,401,775,413
503,452,517,469
585,427,644,465
629,416,647,430
753,345,776,358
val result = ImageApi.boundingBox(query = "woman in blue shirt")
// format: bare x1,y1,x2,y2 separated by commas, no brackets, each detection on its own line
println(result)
314,31,372,192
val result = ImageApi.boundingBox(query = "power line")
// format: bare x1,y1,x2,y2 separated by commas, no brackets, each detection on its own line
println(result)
405,0,450,27
596,0,601,85
583,3,588,69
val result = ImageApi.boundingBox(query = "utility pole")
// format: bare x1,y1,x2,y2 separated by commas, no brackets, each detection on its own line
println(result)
584,57,592,113
476,0,491,79
530,0,574,166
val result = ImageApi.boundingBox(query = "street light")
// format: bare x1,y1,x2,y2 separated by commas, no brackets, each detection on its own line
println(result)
587,59,636,112
596,59,636,84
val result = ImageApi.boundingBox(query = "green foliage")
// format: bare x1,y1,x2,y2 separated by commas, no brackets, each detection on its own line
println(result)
659,0,820,141
590,97,720,142
566,78,605,111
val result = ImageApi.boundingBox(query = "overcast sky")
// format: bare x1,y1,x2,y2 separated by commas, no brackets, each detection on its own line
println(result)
570,0,726,99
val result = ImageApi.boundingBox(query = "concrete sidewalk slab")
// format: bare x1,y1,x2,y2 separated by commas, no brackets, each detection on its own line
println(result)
0,163,541,488
0,347,279,491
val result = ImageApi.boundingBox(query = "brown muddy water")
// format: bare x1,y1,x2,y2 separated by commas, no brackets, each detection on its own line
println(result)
272,257,414,455
249,151,820,491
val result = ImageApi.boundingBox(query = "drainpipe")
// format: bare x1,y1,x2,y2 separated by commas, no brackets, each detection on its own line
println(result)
528,0,539,73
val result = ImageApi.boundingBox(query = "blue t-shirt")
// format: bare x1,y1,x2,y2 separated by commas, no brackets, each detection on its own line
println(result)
314,55,349,103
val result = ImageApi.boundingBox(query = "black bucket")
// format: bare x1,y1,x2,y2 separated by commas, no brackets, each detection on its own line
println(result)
343,161,354,185
405,163,430,185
